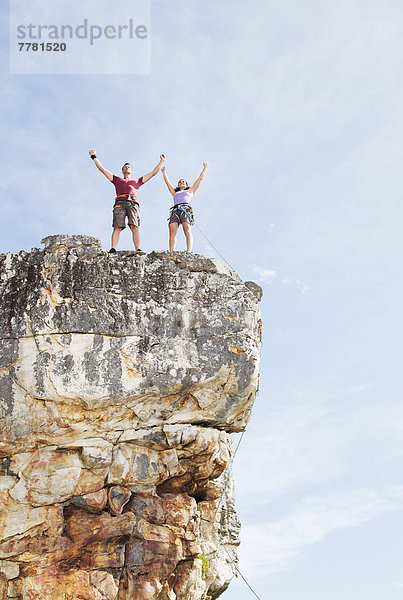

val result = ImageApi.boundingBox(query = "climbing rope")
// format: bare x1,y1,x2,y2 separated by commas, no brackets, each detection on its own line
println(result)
192,218,264,598
196,370,263,598
193,221,238,273
213,532,263,600
212,374,260,525
209,375,263,600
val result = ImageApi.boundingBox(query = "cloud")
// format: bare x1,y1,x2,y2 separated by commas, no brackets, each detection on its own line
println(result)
253,266,278,283
239,486,403,576
252,268,311,293
229,377,403,584
281,276,311,295
233,379,403,505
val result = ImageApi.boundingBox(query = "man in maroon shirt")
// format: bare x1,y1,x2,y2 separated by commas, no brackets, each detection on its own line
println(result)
89,149,165,253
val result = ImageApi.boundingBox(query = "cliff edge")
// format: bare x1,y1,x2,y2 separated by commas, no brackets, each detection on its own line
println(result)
0,235,262,600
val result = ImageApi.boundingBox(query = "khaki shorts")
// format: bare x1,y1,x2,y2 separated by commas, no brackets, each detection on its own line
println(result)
112,201,140,229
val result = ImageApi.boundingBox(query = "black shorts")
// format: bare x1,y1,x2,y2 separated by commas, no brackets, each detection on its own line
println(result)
112,201,140,229
168,205,194,225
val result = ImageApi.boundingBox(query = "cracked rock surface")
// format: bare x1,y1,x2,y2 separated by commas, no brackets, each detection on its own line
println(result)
0,235,262,600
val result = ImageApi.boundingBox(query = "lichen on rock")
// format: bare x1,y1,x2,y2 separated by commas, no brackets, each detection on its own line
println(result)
0,235,262,600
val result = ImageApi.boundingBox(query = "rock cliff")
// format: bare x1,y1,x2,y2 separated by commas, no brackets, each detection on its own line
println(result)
0,235,262,600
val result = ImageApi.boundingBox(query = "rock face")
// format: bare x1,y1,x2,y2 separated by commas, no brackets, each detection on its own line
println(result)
0,235,262,600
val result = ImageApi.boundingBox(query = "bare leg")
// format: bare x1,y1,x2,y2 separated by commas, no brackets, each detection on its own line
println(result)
129,225,140,250
111,227,123,249
169,222,179,251
182,222,193,252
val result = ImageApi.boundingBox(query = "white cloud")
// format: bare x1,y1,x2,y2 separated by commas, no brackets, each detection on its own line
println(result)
253,266,278,283
281,276,312,295
233,379,403,504
239,487,403,576
229,378,403,585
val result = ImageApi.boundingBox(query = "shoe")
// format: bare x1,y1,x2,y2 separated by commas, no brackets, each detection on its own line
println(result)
136,249,146,255
108,248,117,253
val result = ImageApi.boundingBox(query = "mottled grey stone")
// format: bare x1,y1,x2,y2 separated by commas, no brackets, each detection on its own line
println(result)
0,235,262,447
41,234,102,252
0,374,13,419
135,453,150,480
0,339,18,368
244,280,263,301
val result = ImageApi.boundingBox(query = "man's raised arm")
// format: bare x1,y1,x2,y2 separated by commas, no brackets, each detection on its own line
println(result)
161,166,175,196
89,149,113,182
141,154,166,183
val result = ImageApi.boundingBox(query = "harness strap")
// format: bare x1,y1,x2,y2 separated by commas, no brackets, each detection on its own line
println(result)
114,194,139,207
168,203,194,224
116,193,138,201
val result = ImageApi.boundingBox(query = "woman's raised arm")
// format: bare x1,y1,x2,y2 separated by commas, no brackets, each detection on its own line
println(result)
189,162,208,194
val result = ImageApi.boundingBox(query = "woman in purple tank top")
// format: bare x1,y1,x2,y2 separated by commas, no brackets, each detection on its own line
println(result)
161,162,208,251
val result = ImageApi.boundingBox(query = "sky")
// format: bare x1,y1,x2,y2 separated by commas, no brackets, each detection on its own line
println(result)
1,1,403,599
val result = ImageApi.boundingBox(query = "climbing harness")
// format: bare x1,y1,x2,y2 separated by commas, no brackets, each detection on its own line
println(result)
114,193,138,205
168,203,194,225
116,193,136,200
113,194,140,208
